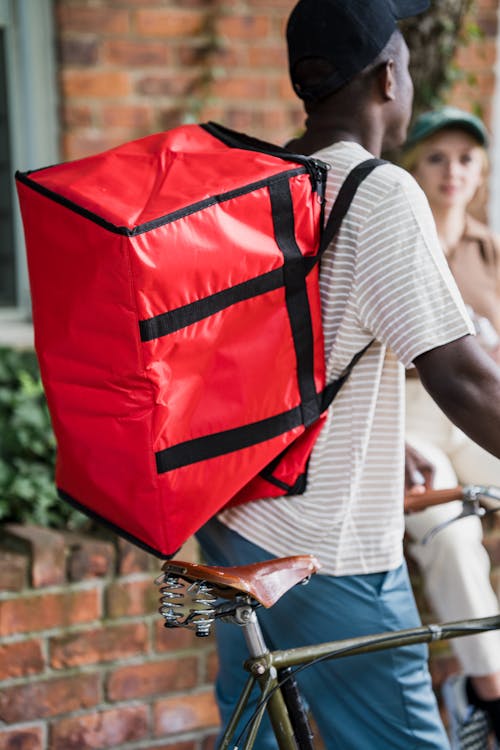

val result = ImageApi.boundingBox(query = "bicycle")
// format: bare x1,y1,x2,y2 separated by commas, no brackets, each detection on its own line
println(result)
156,484,500,750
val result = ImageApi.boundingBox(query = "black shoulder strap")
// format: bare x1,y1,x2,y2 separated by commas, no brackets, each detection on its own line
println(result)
319,157,386,257
318,157,387,412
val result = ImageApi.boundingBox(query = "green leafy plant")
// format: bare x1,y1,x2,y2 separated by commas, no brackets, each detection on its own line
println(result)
402,0,477,116
0,347,87,528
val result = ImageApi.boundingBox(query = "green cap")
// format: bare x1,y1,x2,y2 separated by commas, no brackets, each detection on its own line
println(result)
404,106,489,149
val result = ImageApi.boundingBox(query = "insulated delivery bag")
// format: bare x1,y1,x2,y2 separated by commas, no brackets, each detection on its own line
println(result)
16,123,379,557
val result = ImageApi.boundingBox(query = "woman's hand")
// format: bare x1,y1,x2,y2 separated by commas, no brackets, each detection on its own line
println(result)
405,443,435,497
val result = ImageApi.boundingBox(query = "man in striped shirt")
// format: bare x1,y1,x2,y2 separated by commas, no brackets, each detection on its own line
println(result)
197,1,500,747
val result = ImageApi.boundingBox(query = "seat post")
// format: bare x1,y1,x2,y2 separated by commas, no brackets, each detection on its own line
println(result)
234,604,269,658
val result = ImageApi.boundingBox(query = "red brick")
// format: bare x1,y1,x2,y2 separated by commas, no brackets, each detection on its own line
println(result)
206,647,219,684
158,107,191,132
212,75,272,100
0,548,29,592
62,132,124,160
65,534,116,582
278,76,302,103
0,639,44,679
135,72,201,98
58,36,99,66
258,107,293,134
57,6,130,34
101,105,154,131
106,577,158,618
116,538,156,575
3,525,66,588
248,45,287,69
62,104,93,128
0,588,100,637
154,690,219,736
153,617,199,652
178,42,236,68
135,9,204,38
102,39,168,66
107,656,198,701
50,622,148,668
0,673,101,723
195,104,226,126
61,70,131,98
455,38,497,69
217,15,271,40
0,726,43,750
222,108,255,132
50,705,148,750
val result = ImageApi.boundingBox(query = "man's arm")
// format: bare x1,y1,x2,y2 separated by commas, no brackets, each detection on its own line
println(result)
414,334,500,459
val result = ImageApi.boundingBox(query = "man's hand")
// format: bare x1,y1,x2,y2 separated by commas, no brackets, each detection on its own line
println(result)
405,443,434,497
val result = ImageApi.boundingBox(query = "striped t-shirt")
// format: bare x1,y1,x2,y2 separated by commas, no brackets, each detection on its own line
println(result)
219,140,474,576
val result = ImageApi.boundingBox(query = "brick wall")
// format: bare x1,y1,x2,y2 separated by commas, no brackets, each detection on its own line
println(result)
449,0,499,127
0,528,218,750
55,0,303,161
55,0,498,162
1,516,499,749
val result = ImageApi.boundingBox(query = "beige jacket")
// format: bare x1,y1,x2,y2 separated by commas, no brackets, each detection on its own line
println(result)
447,214,500,335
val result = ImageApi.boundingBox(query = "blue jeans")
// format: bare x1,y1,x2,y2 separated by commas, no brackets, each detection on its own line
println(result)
196,518,450,750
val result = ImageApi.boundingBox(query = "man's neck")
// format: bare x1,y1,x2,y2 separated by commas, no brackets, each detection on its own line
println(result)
286,111,383,157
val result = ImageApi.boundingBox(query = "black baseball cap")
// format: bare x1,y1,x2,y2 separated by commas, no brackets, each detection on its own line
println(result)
287,0,429,103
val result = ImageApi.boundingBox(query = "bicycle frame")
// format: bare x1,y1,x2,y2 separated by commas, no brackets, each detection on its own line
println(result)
159,486,500,749
219,604,500,750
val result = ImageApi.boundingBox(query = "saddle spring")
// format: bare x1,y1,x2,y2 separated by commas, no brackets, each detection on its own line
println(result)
157,572,218,637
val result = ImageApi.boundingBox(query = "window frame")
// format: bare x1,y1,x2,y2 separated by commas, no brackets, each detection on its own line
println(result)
0,0,58,339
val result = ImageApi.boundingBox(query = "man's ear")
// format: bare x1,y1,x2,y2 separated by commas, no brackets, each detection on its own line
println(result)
378,59,396,101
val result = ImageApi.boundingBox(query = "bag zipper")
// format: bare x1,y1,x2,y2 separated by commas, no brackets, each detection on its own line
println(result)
202,122,328,201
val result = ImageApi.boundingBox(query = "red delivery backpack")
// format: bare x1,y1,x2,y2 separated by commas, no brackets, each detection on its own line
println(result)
16,123,381,557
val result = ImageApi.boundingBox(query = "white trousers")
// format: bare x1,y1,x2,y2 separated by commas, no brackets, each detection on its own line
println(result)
405,378,500,676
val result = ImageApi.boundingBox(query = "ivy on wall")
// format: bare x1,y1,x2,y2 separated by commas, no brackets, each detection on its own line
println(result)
403,0,477,116
0,347,86,528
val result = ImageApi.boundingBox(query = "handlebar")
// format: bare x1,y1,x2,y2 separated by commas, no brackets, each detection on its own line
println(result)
404,484,500,543
404,484,500,513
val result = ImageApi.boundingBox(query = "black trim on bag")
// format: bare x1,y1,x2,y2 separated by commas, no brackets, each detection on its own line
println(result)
15,166,307,237
140,267,284,341
268,179,320,427
202,122,329,196
259,447,308,494
15,171,131,236
57,488,176,559
155,405,303,474
260,471,307,495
